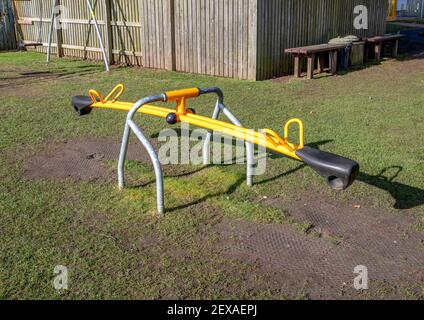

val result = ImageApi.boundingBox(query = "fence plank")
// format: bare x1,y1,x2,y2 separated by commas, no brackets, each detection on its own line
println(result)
12,0,388,80
0,0,17,50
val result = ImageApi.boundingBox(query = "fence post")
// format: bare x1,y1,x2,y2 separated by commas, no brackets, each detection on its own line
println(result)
104,0,113,65
56,0,63,57
166,0,176,70
421,0,424,19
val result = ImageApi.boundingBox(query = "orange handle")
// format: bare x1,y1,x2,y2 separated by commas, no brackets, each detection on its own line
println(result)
165,88,200,102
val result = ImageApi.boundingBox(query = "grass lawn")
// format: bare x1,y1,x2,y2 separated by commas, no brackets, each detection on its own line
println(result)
386,22,419,34
396,18,424,25
1,51,424,299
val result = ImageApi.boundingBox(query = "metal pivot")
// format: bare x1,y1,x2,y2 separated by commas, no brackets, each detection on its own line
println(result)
118,95,167,214
202,97,254,187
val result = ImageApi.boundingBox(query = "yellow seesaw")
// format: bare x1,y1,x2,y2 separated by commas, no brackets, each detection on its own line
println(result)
72,84,359,214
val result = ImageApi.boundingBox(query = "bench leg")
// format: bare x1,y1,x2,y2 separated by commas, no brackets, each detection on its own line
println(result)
393,40,399,58
375,43,382,63
317,55,325,73
307,54,315,80
294,55,301,78
330,51,338,75
366,44,372,61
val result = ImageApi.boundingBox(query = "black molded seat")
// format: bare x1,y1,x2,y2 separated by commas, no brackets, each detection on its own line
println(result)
72,95,93,116
296,146,359,190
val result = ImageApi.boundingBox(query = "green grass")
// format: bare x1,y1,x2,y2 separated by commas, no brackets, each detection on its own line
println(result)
1,51,424,299
396,18,424,25
386,22,418,34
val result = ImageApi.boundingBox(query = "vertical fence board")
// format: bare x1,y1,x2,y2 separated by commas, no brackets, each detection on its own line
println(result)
0,0,16,50
12,0,388,80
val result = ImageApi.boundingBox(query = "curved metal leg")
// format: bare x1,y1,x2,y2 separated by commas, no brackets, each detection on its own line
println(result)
221,106,254,187
202,100,255,186
128,120,164,214
202,100,221,165
118,95,166,214
118,123,131,189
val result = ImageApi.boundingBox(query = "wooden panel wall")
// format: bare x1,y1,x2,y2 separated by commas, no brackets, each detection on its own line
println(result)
173,0,257,80
13,0,56,54
0,0,16,50
256,0,388,80
12,0,389,80
60,0,108,61
139,0,173,69
13,0,143,64
110,0,142,66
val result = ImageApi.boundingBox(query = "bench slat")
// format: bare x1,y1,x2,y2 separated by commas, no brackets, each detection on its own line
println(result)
285,43,347,55
364,34,404,43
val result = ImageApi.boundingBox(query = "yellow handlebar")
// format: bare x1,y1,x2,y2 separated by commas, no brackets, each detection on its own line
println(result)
104,84,125,103
284,118,304,149
165,88,200,102
89,84,125,104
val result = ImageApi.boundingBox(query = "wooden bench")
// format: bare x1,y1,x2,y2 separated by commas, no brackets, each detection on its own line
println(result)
364,34,405,63
285,43,347,79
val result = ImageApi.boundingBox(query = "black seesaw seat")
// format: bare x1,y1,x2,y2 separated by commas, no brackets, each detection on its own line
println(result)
72,95,93,116
295,146,359,190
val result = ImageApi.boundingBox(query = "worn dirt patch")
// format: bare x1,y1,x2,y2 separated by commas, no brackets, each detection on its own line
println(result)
23,137,153,183
0,70,64,97
22,137,203,184
20,137,424,299
215,210,424,299
265,196,424,263
212,192,424,299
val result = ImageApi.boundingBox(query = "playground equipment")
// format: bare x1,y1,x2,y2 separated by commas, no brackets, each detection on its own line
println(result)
46,0,109,70
388,0,397,21
72,84,359,214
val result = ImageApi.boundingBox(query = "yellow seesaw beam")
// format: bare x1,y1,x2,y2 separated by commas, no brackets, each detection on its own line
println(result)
86,85,304,161
73,84,359,192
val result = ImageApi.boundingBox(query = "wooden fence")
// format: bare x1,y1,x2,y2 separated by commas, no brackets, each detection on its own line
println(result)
173,0,257,80
0,0,16,51
255,0,388,80
12,0,388,80
14,0,140,65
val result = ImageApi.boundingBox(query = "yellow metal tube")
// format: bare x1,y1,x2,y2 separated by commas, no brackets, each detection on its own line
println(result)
90,100,302,160
165,88,200,101
74,84,360,200
86,84,303,160
388,0,397,21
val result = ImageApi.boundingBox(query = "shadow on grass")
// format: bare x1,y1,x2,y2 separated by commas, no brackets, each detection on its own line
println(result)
358,166,424,210
164,140,334,212
0,66,102,89
129,138,424,211
269,140,424,210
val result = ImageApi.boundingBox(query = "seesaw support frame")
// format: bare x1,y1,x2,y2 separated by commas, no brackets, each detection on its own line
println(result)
72,84,359,214
115,89,255,214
